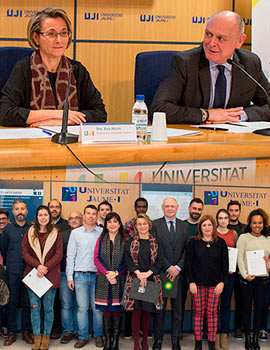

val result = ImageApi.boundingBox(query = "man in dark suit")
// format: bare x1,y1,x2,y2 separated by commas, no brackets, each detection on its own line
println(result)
152,198,190,350
150,11,270,124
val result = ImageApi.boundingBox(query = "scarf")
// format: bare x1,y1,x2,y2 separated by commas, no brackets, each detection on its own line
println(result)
124,233,163,311
95,233,126,306
30,50,78,111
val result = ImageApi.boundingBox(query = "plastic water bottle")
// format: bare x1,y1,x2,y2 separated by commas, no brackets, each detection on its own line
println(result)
132,95,148,142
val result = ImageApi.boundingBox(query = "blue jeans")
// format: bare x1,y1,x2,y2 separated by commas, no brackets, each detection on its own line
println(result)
74,272,103,339
6,272,31,333
60,272,78,334
219,273,235,334
28,288,56,336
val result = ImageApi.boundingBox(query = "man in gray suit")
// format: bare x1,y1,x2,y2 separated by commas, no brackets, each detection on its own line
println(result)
152,198,190,350
150,11,270,124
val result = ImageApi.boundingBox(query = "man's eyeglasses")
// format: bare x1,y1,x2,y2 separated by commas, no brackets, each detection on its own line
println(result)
38,30,71,40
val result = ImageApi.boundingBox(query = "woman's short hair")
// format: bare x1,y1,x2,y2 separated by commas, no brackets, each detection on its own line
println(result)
246,208,269,236
134,213,152,231
194,215,217,241
27,7,72,50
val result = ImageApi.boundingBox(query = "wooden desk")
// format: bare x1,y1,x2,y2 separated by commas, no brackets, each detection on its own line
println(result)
1,126,270,170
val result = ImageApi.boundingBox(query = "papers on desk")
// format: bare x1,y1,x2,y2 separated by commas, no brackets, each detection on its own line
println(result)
0,126,80,140
228,247,238,273
193,121,270,133
147,127,202,137
246,249,267,276
22,268,53,297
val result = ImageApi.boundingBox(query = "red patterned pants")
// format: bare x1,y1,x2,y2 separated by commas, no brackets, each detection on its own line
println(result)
192,286,220,341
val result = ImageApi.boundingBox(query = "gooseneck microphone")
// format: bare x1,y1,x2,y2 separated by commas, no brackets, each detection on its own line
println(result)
227,58,270,136
51,66,79,144
227,58,270,109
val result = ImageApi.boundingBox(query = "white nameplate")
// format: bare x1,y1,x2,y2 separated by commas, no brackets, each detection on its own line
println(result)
80,123,137,144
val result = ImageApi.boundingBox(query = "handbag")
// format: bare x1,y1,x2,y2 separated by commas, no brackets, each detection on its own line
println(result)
129,277,161,304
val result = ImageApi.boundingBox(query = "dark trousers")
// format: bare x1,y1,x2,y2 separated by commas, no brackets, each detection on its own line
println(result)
233,273,242,330
260,276,270,331
154,274,183,341
6,272,31,334
219,273,235,334
240,276,268,334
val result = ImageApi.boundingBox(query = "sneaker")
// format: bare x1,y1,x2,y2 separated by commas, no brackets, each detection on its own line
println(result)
259,330,267,341
124,330,132,339
234,328,243,340
0,327,8,338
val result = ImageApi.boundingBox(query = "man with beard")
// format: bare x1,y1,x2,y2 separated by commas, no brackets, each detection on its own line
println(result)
227,200,246,341
60,210,83,344
184,198,204,236
1,200,33,346
0,208,10,338
48,199,69,233
48,199,69,339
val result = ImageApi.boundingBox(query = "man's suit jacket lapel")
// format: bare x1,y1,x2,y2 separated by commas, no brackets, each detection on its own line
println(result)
198,47,211,109
227,50,251,107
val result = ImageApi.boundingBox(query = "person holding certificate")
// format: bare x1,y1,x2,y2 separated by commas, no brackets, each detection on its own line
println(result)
215,209,238,350
22,205,63,350
94,212,127,350
185,215,228,350
237,208,270,350
124,214,163,350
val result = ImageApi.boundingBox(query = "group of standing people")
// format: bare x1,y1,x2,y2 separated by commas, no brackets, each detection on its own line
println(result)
1,196,270,350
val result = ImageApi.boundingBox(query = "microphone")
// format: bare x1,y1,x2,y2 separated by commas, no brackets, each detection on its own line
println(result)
227,58,270,109
51,65,79,144
227,58,270,136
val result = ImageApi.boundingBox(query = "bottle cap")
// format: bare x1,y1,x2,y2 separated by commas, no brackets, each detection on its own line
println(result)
135,95,145,101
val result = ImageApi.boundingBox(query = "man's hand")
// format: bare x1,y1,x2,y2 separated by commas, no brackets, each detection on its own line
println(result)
166,266,180,279
67,280,75,290
207,107,244,124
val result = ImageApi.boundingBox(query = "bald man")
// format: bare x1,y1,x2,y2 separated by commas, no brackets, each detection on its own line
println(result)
59,211,82,344
151,198,190,350
150,10,270,124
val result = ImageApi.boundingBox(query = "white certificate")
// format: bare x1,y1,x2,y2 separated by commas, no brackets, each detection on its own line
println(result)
228,247,238,273
246,250,267,276
22,268,53,298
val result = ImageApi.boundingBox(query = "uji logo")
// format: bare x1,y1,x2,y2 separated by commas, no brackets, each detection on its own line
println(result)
204,191,219,205
62,187,77,202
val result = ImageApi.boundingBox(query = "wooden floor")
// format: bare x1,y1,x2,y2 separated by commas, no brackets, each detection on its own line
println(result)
1,332,268,350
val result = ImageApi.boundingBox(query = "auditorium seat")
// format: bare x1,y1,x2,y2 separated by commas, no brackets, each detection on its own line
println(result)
134,50,178,121
0,46,33,95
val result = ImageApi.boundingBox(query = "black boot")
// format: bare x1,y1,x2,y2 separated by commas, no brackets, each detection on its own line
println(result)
245,334,252,350
111,316,121,350
208,341,215,350
103,316,112,350
194,340,202,350
253,333,260,350
152,339,162,350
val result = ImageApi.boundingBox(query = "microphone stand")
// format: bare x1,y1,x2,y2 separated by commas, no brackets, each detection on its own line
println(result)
51,67,79,144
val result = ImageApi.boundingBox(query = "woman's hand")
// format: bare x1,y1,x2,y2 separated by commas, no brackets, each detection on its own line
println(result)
214,282,224,295
37,264,48,278
264,256,270,270
109,278,117,285
28,109,86,127
246,275,255,281
189,283,197,295
140,278,147,288
106,271,117,281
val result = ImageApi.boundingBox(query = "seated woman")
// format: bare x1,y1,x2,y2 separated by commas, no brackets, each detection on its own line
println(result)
237,208,270,350
94,212,127,350
185,215,228,350
0,7,107,127
22,205,62,350
124,214,163,350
